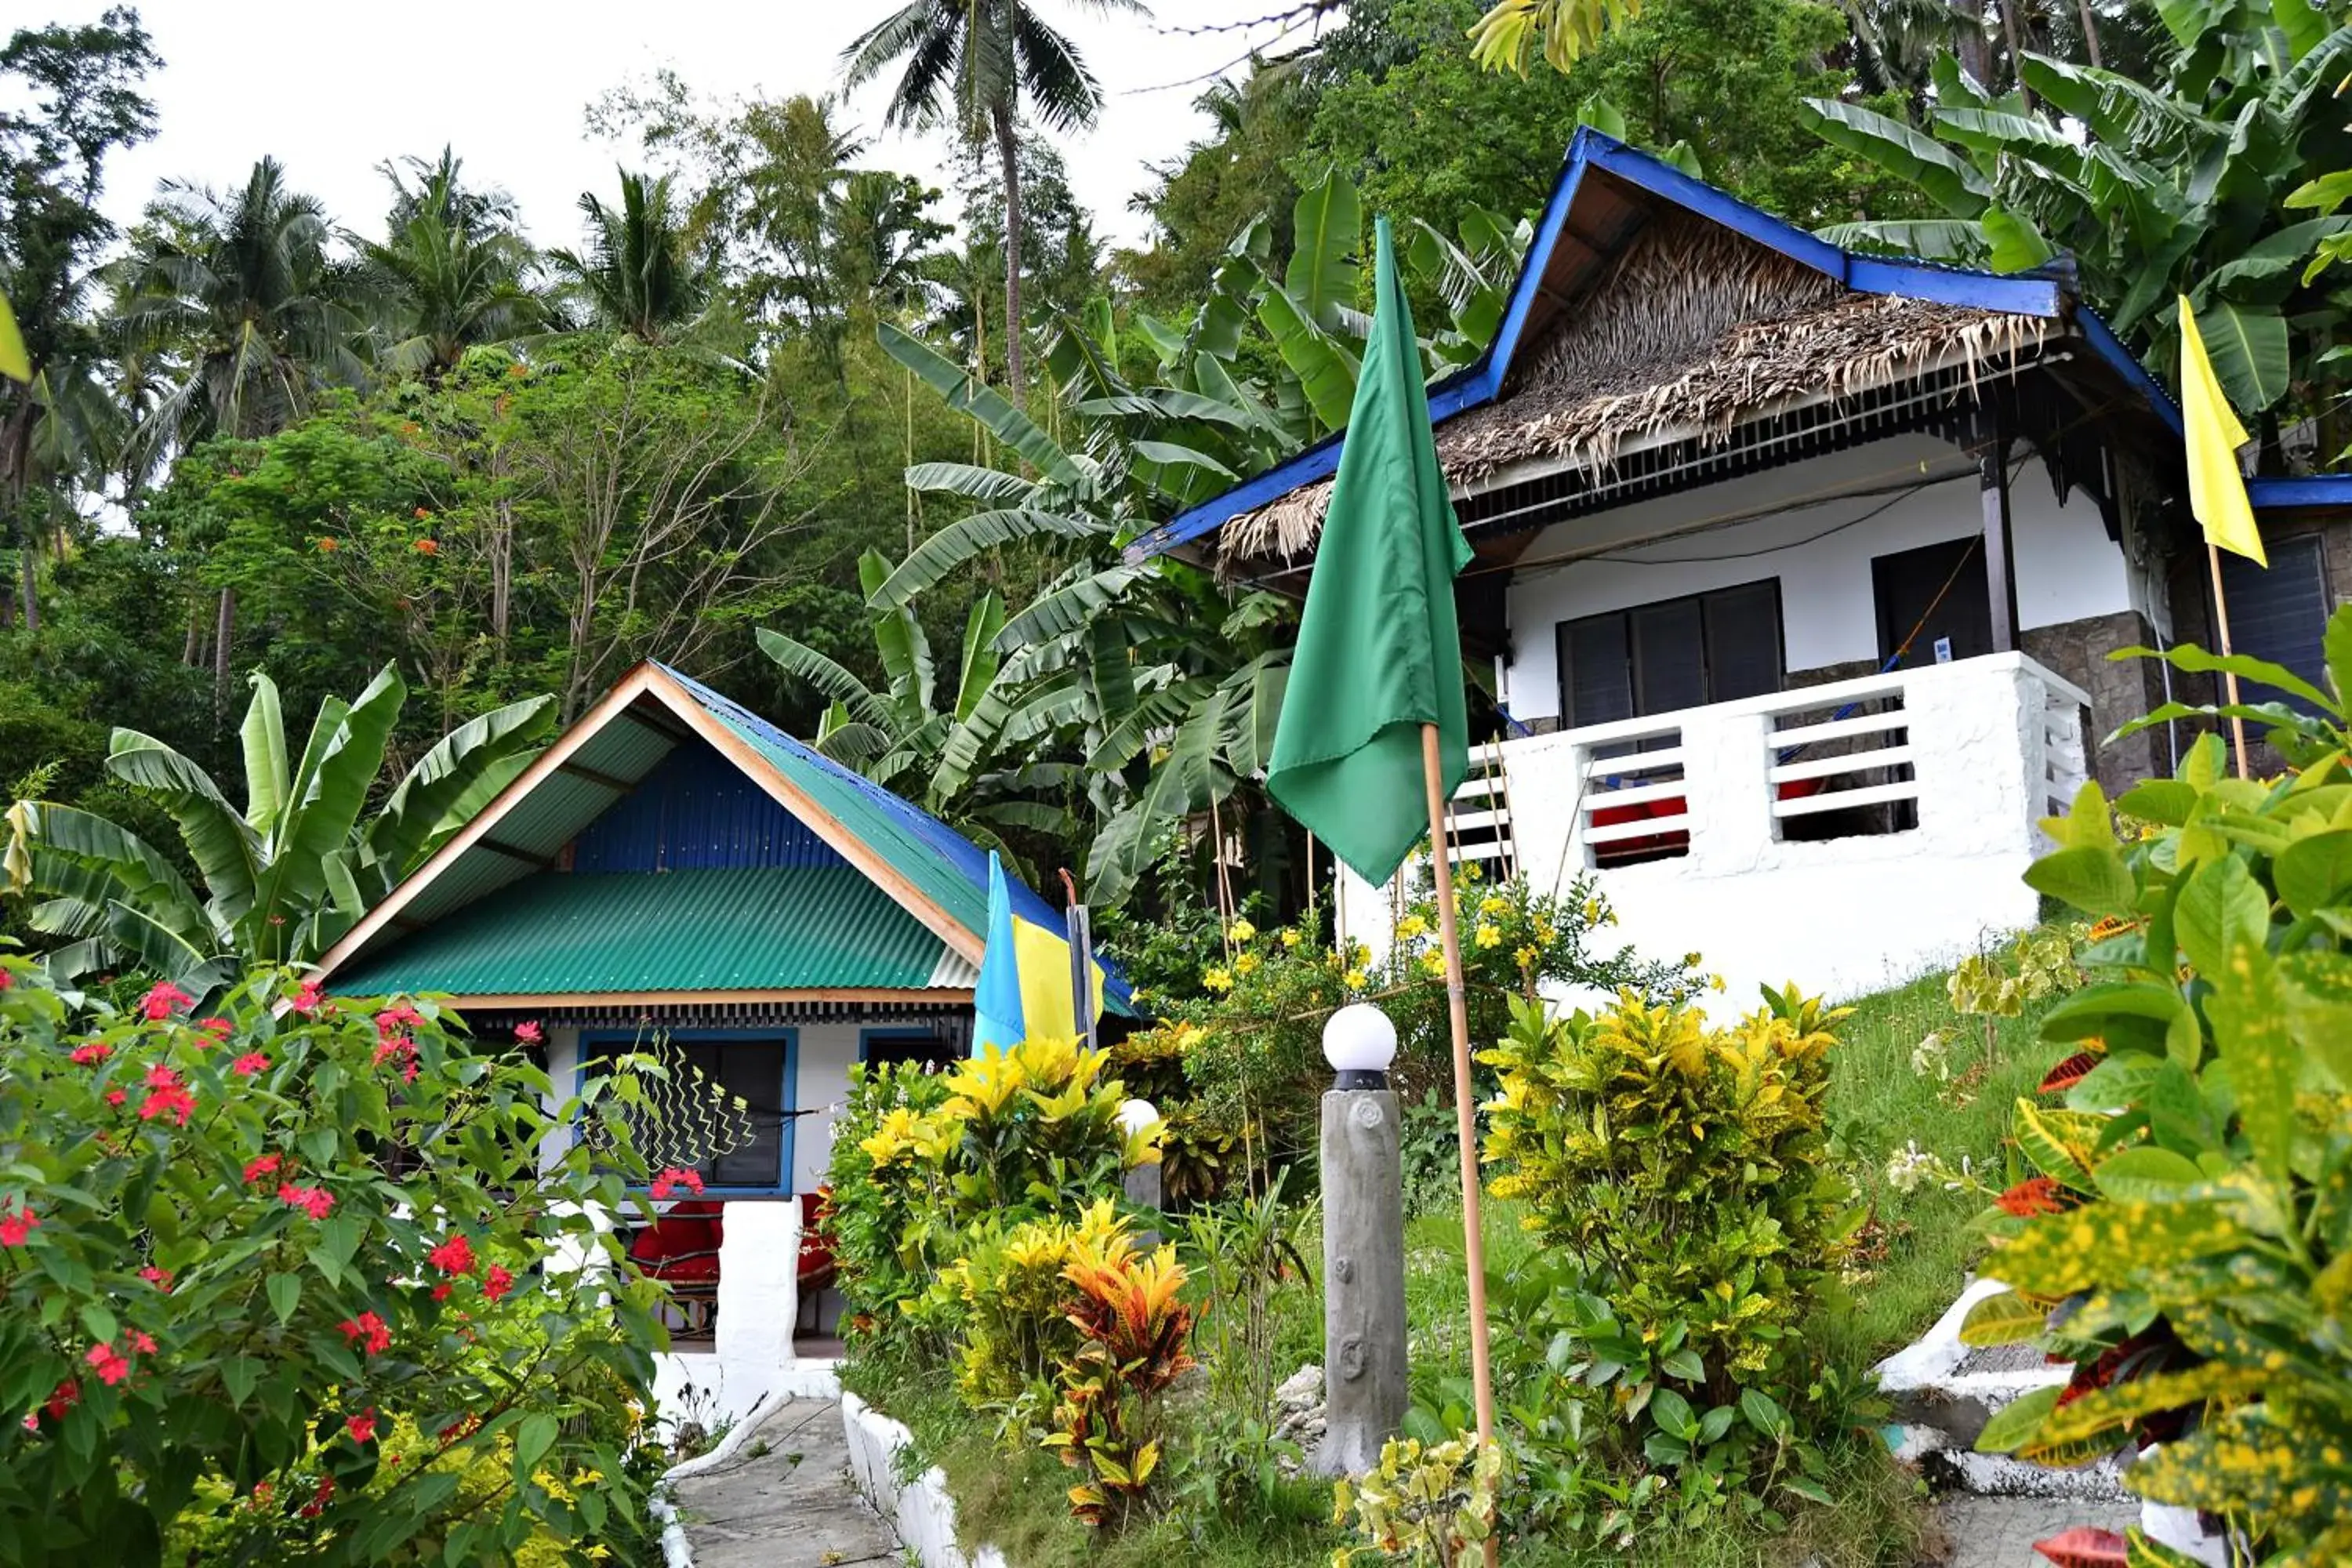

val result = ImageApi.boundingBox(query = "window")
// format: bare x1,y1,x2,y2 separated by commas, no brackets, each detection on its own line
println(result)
860,1029,960,1073
2218,533,2330,716
1556,580,1784,727
583,1033,796,1192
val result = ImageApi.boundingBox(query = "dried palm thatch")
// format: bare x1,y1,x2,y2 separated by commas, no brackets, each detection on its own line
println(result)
1219,213,2052,567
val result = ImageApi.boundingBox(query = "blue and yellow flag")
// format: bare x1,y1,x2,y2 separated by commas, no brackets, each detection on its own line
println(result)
971,852,1104,1054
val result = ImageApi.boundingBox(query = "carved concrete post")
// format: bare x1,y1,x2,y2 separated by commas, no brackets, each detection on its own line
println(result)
1316,1005,1408,1477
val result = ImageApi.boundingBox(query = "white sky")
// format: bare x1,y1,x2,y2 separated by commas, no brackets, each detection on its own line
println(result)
77,1,1329,254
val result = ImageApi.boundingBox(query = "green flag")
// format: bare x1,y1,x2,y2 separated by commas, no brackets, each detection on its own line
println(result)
1265,216,1472,887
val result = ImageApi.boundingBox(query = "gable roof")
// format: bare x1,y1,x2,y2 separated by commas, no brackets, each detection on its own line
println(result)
1127,127,2182,568
310,662,1131,1011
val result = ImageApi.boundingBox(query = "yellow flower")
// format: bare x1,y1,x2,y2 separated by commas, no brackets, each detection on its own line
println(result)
1234,952,1261,977
1344,967,1368,989
1397,914,1428,941
1514,945,1537,968
1421,951,1446,977
1582,898,1601,924
1536,920,1557,942
1228,918,1257,943
1203,967,1233,993
1475,923,1501,949
1479,895,1507,917
1709,975,1727,993
1281,930,1302,949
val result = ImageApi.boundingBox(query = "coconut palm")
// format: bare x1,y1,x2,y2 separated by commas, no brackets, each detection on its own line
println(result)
547,169,709,344
4,666,556,992
358,148,544,379
839,0,1148,408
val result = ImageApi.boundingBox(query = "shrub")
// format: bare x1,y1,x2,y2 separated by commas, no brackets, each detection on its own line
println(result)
1330,1435,1504,1567
1474,986,1860,1534
944,1200,1128,1422
1043,1221,1197,1529
1960,710,2352,1562
0,959,667,1566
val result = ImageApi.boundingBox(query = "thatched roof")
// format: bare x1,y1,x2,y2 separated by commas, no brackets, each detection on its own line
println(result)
1218,212,2053,567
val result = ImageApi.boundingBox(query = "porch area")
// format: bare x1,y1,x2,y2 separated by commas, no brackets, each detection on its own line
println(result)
1339,651,2091,1009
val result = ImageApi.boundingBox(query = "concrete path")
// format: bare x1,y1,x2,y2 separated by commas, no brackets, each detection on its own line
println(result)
1926,1495,2142,1567
671,1399,900,1568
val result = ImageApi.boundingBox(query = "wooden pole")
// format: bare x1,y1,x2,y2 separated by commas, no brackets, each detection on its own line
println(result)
1420,722,1500,1560
2207,542,2251,780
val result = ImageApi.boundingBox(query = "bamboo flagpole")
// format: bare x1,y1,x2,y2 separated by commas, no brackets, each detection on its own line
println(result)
1421,724,1501,1468
2206,543,2252,779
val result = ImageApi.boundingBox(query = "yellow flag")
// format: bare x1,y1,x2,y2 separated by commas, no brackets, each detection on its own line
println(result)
2180,297,2264,567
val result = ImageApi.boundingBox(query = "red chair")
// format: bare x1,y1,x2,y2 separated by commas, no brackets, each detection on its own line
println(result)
1589,779,1827,864
797,1188,837,1334
630,1199,724,1334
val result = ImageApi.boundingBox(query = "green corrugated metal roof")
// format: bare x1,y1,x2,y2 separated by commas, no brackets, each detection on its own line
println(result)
331,866,948,996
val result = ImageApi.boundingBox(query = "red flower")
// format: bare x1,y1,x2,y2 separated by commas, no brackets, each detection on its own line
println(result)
338,1312,391,1355
292,979,325,1014
375,1003,422,1040
345,1407,378,1444
0,1207,38,1247
139,982,193,1021
84,1342,130,1386
230,1051,269,1076
1996,1176,2074,1218
651,1167,705,1200
243,1152,282,1185
0,968,10,989
196,1017,232,1047
139,1265,172,1291
401,1058,419,1085
279,1183,334,1221
138,1068,197,1126
104,1089,126,1107
301,1474,335,1517
430,1282,452,1301
413,506,432,520
68,1040,111,1065
515,1020,543,1046
426,1233,475,1276
412,537,438,556
43,1379,77,1419
126,1329,156,1355
483,1264,515,1302
316,536,339,553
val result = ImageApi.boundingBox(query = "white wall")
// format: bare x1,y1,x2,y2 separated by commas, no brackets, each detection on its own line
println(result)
1499,434,2132,722
793,1022,862,1193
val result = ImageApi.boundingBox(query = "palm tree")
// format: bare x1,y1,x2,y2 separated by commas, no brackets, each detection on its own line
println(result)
547,169,709,343
358,148,544,379
840,0,1147,408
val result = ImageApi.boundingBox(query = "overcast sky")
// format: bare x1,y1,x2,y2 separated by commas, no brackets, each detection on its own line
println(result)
74,1,1330,254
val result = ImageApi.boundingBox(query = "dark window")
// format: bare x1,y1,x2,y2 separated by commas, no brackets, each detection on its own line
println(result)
2219,534,2330,716
585,1036,793,1192
862,1032,960,1073
1872,536,1993,670
1557,580,1784,726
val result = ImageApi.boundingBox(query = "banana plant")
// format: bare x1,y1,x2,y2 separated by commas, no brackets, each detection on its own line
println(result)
1802,6,2352,414
5,666,554,990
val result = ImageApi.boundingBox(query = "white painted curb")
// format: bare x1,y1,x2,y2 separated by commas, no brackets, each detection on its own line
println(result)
841,1392,1011,1568
650,1373,849,1568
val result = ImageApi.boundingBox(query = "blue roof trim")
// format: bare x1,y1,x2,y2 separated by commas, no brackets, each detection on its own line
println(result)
2074,306,2181,438
1129,128,2175,567
2251,476,2352,510
657,666,1134,1012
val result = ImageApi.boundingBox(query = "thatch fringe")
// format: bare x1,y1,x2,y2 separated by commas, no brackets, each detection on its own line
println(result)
1218,213,2050,568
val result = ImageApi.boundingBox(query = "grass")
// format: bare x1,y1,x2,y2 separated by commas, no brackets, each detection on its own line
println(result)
844,946,2078,1567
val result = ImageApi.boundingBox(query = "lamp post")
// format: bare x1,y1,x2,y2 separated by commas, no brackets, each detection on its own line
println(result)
1315,1003,1408,1477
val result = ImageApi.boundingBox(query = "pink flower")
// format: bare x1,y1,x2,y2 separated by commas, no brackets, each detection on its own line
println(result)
650,1167,705,1200
292,979,325,1014
18,1413,33,1433
196,1017,232,1047
140,982,193,1021
515,1020,543,1046
144,1063,179,1089
483,1264,516,1302
138,1070,197,1126
345,1408,378,1444
278,1184,334,1221
84,1343,129,1386
126,1329,156,1355
230,1051,269,1076
139,1265,172,1291
0,968,11,989
104,1089,126,1107
68,1040,111,1066
338,1312,391,1355
374,1003,421,1041
426,1233,475,1276
243,1153,281,1185
430,1282,452,1302
0,1207,38,1247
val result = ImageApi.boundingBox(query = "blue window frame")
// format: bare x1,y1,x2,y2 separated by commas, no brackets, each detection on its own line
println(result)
858,1026,960,1073
579,1029,799,1196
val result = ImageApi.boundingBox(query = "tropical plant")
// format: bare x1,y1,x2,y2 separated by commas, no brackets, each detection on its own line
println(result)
1468,0,1643,76
4,664,553,989
1044,1220,1198,1527
0,958,670,1566
547,169,710,344
354,149,543,379
839,0,1146,405
1951,612,2352,1562
1332,1434,1505,1567
1799,1,2352,418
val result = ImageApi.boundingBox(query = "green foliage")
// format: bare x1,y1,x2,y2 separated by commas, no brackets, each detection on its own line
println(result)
1958,681,2352,1559
5,664,551,990
1475,986,1860,1538
1042,1220,1197,1527
1331,1434,1504,1567
0,957,667,1565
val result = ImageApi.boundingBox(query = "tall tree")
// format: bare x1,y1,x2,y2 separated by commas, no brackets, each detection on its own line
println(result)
839,0,1145,407
0,7,160,633
546,168,709,343
357,147,543,379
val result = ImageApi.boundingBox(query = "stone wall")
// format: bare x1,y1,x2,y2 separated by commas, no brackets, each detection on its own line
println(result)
2020,609,2169,798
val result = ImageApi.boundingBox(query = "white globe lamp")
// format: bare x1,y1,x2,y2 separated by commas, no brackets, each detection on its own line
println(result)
1117,1098,1160,1137
1322,1003,1398,1087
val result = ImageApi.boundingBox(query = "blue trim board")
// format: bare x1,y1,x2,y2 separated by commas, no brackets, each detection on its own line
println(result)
2074,307,2182,437
2251,476,2352,510
579,1027,800,1197
1843,256,2063,316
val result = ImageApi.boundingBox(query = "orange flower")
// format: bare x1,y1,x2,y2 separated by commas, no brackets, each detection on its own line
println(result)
412,538,438,556
1995,1176,2072,1217
316,536,339,553
413,506,432,520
